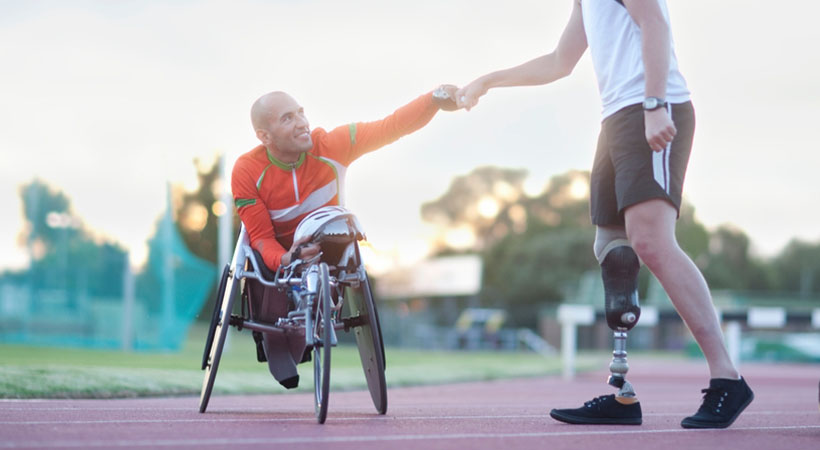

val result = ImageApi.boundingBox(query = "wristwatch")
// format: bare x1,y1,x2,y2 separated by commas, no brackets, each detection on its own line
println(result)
432,86,451,101
432,85,458,111
642,97,667,111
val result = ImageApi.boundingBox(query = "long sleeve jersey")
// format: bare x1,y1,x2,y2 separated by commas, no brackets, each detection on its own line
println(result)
232,92,439,270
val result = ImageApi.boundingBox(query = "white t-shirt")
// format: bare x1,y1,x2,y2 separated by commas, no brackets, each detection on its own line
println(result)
581,0,690,118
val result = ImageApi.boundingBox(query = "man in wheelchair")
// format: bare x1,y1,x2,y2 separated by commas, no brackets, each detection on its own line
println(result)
231,86,461,388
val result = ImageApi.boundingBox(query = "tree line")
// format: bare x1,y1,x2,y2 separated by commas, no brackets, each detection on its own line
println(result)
422,167,820,326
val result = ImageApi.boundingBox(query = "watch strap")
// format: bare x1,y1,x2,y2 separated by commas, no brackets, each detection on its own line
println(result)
643,97,667,111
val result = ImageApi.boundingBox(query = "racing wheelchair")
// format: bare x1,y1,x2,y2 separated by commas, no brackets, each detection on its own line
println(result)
199,207,387,424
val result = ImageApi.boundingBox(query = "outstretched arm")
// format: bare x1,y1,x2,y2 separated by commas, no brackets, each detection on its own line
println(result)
322,85,461,163
456,0,587,110
348,87,454,159
622,0,677,151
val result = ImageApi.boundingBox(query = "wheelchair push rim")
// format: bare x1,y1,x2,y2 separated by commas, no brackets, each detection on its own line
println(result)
313,262,333,424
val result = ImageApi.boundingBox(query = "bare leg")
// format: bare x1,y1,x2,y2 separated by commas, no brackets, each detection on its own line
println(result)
624,199,738,379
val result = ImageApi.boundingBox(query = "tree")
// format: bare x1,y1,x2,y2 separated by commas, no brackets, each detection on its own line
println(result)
421,166,529,253
477,171,597,326
482,226,596,326
177,156,223,263
19,180,78,257
696,225,774,291
172,156,241,321
420,166,784,327
421,168,597,326
771,239,820,297
15,179,127,299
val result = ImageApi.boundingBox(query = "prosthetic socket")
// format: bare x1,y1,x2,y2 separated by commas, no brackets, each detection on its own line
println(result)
601,245,641,398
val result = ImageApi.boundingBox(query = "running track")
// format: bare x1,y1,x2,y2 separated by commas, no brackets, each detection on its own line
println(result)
1,358,818,449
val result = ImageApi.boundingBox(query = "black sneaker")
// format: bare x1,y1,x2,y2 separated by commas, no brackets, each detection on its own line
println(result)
681,377,754,429
550,394,642,425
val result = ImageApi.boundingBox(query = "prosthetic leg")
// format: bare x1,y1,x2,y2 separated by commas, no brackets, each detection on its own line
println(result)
601,245,641,400
548,240,644,425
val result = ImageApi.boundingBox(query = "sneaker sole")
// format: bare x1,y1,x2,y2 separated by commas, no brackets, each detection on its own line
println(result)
549,409,642,425
680,390,755,429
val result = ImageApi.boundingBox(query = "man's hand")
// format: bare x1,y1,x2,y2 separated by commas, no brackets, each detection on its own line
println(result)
432,84,461,111
455,78,488,111
644,109,676,152
281,235,320,266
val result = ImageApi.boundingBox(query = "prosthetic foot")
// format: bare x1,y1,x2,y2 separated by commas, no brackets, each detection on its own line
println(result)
601,245,641,401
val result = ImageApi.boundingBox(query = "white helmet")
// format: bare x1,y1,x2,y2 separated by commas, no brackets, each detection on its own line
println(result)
293,206,366,245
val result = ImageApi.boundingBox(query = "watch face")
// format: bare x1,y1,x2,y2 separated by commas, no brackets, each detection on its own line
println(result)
644,97,666,110
433,88,449,100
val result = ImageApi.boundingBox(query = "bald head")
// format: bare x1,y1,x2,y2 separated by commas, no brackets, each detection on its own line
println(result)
251,91,293,132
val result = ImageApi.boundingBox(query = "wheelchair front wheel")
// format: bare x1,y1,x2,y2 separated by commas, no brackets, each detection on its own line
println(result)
199,266,236,413
313,262,333,424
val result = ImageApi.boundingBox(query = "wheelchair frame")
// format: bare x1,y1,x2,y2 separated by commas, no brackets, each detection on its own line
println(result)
199,224,387,424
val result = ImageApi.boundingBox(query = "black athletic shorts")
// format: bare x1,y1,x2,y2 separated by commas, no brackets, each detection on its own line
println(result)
589,101,695,226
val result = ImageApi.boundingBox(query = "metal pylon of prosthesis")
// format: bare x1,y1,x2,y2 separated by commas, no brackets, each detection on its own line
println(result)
608,312,637,398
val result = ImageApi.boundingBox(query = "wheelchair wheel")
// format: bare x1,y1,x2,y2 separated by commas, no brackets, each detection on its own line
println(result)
201,265,229,371
313,262,333,424
199,265,237,413
346,272,387,415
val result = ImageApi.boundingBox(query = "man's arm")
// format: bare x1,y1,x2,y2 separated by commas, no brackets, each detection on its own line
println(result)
456,0,587,110
622,0,677,151
342,90,443,160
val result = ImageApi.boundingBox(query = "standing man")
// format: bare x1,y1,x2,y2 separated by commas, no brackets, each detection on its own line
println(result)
456,0,753,429
232,86,459,389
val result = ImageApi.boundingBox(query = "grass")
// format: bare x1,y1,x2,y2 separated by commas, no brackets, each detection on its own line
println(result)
0,325,603,399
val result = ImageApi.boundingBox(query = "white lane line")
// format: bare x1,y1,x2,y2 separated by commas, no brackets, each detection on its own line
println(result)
0,411,814,425
0,407,196,411
1,425,820,448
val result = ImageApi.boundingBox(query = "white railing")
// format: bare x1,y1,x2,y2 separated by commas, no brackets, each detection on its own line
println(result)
555,304,820,380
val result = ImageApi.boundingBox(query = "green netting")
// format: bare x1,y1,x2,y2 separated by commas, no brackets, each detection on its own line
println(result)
0,213,216,352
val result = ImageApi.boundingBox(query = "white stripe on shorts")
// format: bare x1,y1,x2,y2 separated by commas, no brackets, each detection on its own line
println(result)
652,105,672,194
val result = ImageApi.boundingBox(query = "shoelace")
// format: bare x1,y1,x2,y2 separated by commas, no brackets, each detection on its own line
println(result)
583,395,609,408
698,387,728,413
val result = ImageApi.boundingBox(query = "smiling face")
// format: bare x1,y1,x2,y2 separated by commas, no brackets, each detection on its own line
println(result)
251,92,313,163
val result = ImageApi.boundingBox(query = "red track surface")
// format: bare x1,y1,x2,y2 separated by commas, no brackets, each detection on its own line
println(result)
1,357,818,449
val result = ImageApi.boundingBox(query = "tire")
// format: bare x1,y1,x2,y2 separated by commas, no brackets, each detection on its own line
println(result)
346,272,387,414
313,262,333,424
201,265,230,371
198,266,236,413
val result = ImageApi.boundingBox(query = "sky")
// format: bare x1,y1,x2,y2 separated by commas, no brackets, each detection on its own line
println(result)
1,0,819,273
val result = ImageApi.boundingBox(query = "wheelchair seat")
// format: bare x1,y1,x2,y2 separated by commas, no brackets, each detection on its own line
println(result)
251,249,278,282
